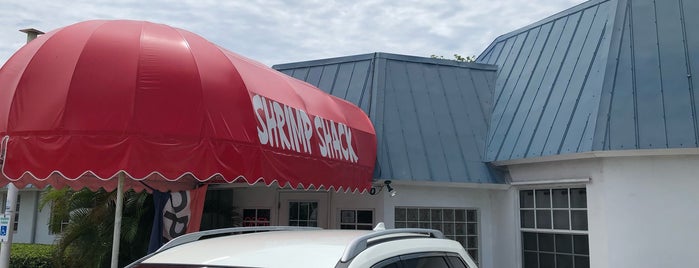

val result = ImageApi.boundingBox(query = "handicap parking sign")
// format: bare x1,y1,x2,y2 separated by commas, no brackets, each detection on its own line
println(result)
0,216,9,242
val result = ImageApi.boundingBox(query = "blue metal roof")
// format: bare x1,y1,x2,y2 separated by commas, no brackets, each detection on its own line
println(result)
274,53,504,184
477,0,699,162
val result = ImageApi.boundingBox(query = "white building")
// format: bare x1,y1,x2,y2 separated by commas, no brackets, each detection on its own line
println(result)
6,0,699,268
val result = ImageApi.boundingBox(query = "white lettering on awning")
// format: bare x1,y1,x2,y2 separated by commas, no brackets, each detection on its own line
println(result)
252,94,358,163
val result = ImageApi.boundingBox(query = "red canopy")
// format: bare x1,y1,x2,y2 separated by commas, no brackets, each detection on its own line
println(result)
0,20,376,193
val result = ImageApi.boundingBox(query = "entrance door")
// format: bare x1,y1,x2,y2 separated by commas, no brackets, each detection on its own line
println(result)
279,192,329,228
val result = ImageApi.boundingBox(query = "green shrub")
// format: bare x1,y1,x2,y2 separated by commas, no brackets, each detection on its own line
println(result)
8,243,56,268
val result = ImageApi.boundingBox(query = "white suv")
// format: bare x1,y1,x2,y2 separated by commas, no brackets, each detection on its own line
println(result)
127,225,479,268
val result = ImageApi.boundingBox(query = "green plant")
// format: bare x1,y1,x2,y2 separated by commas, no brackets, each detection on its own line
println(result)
9,243,61,268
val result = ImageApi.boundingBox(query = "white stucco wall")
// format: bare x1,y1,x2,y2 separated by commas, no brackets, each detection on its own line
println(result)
229,183,506,268
506,154,699,268
379,183,506,268
596,155,699,268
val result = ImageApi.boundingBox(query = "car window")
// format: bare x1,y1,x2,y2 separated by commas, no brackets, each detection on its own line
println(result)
402,256,450,268
372,256,402,268
447,256,470,268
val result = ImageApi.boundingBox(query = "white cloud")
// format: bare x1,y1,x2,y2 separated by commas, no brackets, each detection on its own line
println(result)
0,0,586,67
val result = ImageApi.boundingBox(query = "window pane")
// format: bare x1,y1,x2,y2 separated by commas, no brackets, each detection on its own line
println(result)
455,222,466,235
570,188,587,208
431,209,443,221
520,190,534,208
257,209,270,220
535,189,551,208
341,210,356,224
467,210,477,222
300,203,309,220
467,223,477,235
574,256,590,268
523,251,538,268
395,222,406,228
573,235,589,255
395,208,407,221
536,210,552,229
553,210,570,230
455,209,466,222
556,254,573,268
357,210,373,224
243,209,256,219
419,209,430,221
571,211,588,230
290,202,299,220
407,208,419,221
522,232,537,251
552,189,569,208
444,209,455,221
468,236,478,248
538,233,554,252
341,224,354,230
555,234,573,253
539,253,555,268
309,202,318,220
521,210,535,228
444,223,455,235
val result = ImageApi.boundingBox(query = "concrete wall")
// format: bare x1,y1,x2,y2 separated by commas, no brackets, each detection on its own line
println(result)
505,154,699,268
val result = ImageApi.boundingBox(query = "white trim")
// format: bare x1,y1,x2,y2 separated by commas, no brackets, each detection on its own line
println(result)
383,180,510,190
510,177,590,186
492,148,699,166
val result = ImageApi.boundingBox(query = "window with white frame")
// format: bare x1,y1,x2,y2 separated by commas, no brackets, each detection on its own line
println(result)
395,207,479,265
339,209,373,230
520,187,589,268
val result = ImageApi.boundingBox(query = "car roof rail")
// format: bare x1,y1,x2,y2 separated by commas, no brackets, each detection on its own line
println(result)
159,226,321,252
125,226,321,268
339,228,445,262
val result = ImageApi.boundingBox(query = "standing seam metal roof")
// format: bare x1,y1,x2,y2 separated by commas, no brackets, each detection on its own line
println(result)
274,53,503,184
477,0,699,162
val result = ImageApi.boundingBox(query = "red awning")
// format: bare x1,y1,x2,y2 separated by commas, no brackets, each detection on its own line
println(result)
0,20,376,193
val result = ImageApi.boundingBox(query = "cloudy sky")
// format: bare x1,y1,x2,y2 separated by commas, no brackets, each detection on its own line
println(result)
0,0,585,67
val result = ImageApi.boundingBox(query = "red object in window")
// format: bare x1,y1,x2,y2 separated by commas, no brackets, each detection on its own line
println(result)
0,20,376,193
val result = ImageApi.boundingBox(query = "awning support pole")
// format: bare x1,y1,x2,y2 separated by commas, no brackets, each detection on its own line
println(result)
0,184,19,268
110,173,125,268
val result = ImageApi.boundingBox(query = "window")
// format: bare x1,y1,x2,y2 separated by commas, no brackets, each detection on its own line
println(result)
13,194,20,232
520,188,589,268
340,209,373,230
395,207,479,265
288,201,318,227
242,209,271,227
